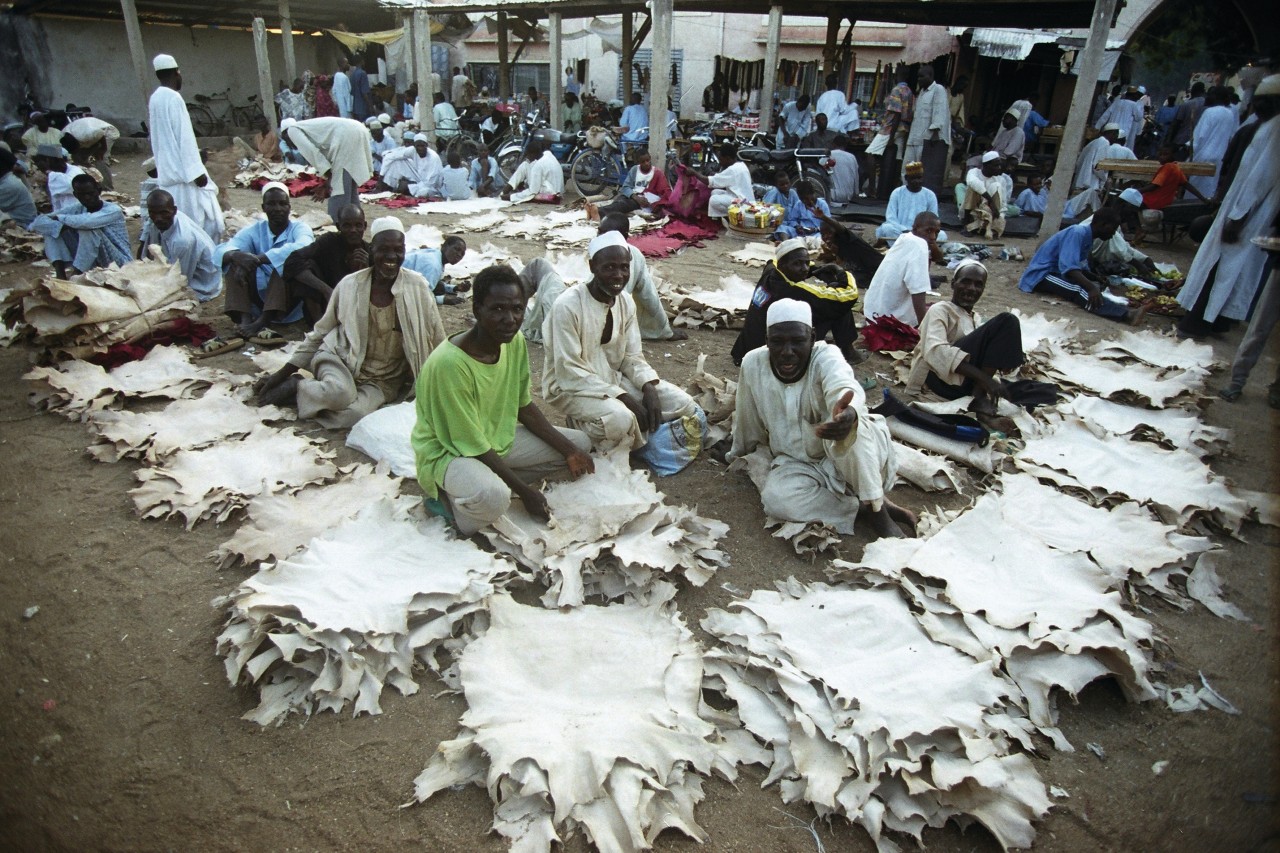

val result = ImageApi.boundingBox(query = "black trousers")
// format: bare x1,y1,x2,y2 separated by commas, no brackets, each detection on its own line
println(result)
926,311,1025,399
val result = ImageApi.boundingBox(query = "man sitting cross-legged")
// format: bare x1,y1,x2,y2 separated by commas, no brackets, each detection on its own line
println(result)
905,260,1026,433
214,182,314,345
728,298,914,540
29,172,130,279
257,216,445,428
542,230,699,452
412,264,595,533
138,189,221,302
281,203,370,328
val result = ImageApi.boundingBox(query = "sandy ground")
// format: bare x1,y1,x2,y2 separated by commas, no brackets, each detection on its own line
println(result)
0,149,1276,853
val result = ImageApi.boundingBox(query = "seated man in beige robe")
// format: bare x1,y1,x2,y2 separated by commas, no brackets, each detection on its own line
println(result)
962,151,1007,239
542,231,699,452
728,298,914,539
257,215,446,428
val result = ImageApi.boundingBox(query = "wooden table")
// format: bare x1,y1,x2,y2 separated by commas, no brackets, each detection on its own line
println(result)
1097,158,1215,183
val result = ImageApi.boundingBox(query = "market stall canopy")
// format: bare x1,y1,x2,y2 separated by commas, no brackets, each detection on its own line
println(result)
3,0,401,30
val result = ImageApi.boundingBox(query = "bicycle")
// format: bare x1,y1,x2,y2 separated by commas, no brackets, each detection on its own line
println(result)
569,125,679,199
186,88,265,136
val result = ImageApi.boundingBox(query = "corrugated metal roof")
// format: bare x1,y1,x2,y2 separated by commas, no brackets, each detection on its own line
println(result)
5,0,399,30
963,27,1064,60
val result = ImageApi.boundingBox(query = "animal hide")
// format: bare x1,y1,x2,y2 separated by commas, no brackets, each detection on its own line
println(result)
893,442,965,493
444,241,513,281
346,400,417,477
213,462,404,567
27,345,228,417
216,499,510,725
454,210,507,232
547,250,592,284
1011,310,1076,361
726,448,844,558
413,197,512,216
246,340,302,375
479,452,729,607
404,223,444,251
87,383,291,462
1036,345,1206,408
670,274,755,330
231,160,315,188
1058,395,1230,458
683,354,736,443
0,220,45,263
406,593,756,853
728,242,779,267
1089,330,1217,372
702,580,1051,852
546,223,599,247
130,425,338,527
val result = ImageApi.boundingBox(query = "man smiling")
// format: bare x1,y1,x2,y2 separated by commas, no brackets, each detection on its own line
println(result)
729,298,912,540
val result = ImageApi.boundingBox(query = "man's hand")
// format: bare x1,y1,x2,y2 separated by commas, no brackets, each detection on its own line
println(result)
978,373,1005,401
930,129,941,142
1084,282,1103,311
1222,218,1244,245
349,248,370,270
564,450,594,479
641,382,663,434
815,389,858,441
228,251,260,272
195,174,208,188
517,484,551,522
618,392,650,432
313,180,332,202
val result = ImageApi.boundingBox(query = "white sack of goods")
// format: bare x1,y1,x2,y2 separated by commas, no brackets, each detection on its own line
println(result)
130,424,338,527
479,452,729,607
26,344,229,417
701,580,1051,852
404,592,762,853
216,498,513,726
4,256,197,358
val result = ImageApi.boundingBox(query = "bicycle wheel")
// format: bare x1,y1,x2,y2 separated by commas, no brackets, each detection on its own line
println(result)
498,149,523,185
186,103,219,137
571,150,619,198
233,103,265,130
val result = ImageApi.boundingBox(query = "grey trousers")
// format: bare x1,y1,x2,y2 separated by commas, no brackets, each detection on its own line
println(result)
1227,267,1280,390
326,169,360,222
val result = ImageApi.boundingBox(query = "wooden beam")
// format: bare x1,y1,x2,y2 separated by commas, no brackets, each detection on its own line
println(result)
119,0,150,114
549,12,563,130
496,11,511,99
621,11,632,103
631,14,651,57
412,8,437,141
1041,0,1119,234
252,17,278,135
760,5,782,136
278,0,296,84
822,13,840,78
647,0,673,165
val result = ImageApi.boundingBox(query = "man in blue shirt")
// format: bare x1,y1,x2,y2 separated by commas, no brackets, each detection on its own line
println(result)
29,173,131,279
618,92,649,153
402,235,469,305
776,95,814,148
1016,208,1144,323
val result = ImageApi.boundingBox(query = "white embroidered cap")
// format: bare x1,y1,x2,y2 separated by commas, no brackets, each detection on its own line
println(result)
588,229,629,259
378,113,392,125
1102,122,1121,132
260,181,289,198
152,54,178,71
774,237,806,262
981,150,1000,163
370,216,405,237
766,298,813,328
1119,187,1144,206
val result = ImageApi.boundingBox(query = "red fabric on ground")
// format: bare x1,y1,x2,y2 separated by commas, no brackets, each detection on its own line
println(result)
88,319,217,369
249,174,327,198
861,315,920,352
372,195,422,209
358,178,380,193
628,219,722,258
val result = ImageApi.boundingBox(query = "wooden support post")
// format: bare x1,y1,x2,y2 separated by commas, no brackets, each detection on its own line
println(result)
252,18,278,135
279,0,296,84
1041,0,1119,234
647,0,673,165
120,0,150,114
496,11,511,99
549,12,563,130
760,5,782,136
621,11,633,104
822,13,840,78
413,8,437,142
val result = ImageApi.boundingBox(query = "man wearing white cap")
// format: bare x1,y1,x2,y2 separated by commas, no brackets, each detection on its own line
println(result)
32,144,84,213
1082,188,1157,277
376,133,442,198
28,172,130,279
961,151,1006,239
211,183,314,348
730,297,913,540
1104,126,1138,166
1072,124,1119,194
597,213,687,341
21,111,62,152
542,230,699,452
1188,85,1239,197
412,264,593,533
148,53,225,242
906,261,1025,433
501,138,564,204
990,109,1025,165
258,215,446,428
278,116,373,220
367,117,397,175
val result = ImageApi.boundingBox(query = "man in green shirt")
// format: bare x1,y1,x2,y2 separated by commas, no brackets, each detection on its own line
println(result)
412,264,595,534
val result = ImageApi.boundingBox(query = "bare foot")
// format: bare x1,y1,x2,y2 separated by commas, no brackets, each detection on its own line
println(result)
885,499,918,537
258,374,301,407
585,201,600,222
237,315,269,339
1128,300,1152,327
667,329,689,341
863,503,906,539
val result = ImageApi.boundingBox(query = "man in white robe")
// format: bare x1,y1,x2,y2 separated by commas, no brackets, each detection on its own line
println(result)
279,116,373,219
904,65,950,194
501,140,564,203
518,257,567,345
542,231,698,452
962,152,1007,239
1188,87,1239,197
378,134,443,199
1072,124,1120,193
707,144,754,219
876,160,946,242
1095,88,1145,153
33,145,84,213
332,60,354,118
728,298,912,539
138,188,221,301
147,54,224,242
597,213,687,341
816,75,855,133
29,172,131,279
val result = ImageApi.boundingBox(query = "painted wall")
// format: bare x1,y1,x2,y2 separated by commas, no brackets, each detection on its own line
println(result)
4,15,340,133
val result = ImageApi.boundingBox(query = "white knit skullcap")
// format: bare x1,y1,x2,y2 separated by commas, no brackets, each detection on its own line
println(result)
365,116,381,128
378,113,392,125
774,237,806,262
1102,122,1121,132
588,230,629,259
260,181,289,198
370,216,405,237
279,117,297,133
953,259,988,278
1256,74,1280,97
1119,187,1143,207
152,54,178,71
981,150,1000,163
766,298,812,328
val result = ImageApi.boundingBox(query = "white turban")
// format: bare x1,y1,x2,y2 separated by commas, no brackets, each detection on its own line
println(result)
152,54,178,71
1119,187,1143,207
588,230,629,259
260,181,289,198
774,237,806,262
981,150,1000,163
371,216,405,238
766,298,812,328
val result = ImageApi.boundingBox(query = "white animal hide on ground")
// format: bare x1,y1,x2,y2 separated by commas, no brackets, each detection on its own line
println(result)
27,345,229,417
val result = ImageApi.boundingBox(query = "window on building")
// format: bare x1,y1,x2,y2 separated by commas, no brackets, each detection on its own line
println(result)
469,63,551,99
616,48,684,105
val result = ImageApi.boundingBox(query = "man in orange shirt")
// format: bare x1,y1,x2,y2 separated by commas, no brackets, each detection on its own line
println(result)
1139,145,1210,211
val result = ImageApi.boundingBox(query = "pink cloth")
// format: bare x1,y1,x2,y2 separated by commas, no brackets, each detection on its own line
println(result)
628,219,721,258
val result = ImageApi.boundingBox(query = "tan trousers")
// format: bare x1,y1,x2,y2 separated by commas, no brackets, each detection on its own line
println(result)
296,351,392,430
560,378,698,452
442,426,592,535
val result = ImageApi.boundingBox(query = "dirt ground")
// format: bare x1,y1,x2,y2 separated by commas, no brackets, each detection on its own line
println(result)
0,149,1276,853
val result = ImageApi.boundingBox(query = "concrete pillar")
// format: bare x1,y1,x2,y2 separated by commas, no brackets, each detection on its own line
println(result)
412,8,437,142
822,14,840,78
621,11,633,104
252,18,278,135
549,12,563,130
279,0,296,84
496,11,511,99
647,0,673,165
1041,0,1120,234
760,5,782,136
119,0,150,112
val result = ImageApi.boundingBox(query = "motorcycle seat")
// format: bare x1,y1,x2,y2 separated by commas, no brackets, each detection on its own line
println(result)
768,149,795,162
795,148,830,158
736,148,773,164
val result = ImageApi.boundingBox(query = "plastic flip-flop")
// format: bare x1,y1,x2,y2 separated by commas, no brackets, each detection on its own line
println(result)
193,336,244,359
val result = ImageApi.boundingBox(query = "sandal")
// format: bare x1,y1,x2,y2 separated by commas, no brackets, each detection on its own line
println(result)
193,335,244,359
1218,386,1243,403
249,329,287,347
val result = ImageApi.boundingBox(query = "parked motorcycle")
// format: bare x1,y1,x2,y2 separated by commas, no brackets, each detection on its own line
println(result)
495,113,588,183
735,145,834,200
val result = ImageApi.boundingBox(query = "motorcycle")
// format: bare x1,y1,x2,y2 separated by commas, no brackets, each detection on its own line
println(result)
735,145,834,200
495,111,588,183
